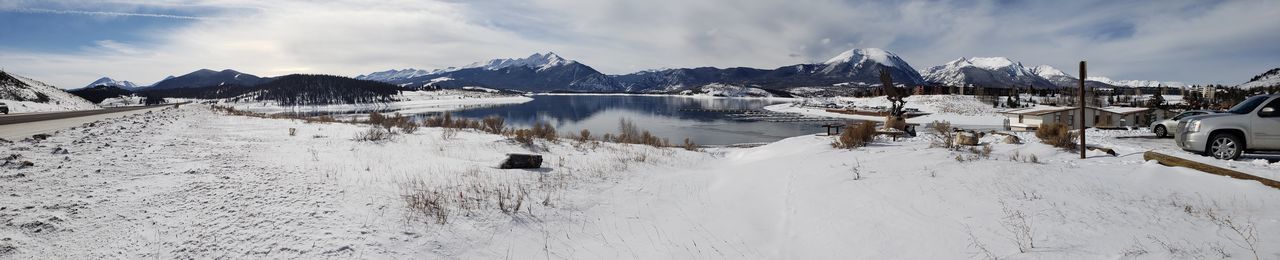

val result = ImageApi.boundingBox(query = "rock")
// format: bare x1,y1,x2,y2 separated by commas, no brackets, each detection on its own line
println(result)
499,154,543,169
1002,135,1022,144
957,132,979,146
18,161,34,168
31,134,50,140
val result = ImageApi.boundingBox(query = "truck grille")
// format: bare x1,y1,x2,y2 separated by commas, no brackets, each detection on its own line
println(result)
1174,121,1187,144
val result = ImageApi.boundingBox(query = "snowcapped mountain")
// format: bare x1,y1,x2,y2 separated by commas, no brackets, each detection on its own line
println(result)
1085,76,1186,89
923,57,1056,88
812,48,926,85
0,70,99,113
149,69,269,89
1029,65,1116,89
614,48,927,91
355,69,438,82
376,52,619,92
1238,67,1279,89
83,77,140,90
464,52,574,71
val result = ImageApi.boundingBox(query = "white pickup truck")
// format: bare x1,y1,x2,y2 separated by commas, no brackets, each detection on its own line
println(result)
1176,94,1280,160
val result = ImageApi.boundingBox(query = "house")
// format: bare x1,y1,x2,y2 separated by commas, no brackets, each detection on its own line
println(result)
1000,106,1152,130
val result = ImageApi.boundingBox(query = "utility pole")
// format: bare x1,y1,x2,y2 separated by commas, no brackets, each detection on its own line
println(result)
1078,61,1087,159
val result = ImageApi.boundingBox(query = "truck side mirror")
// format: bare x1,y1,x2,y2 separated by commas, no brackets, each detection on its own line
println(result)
1262,107,1277,117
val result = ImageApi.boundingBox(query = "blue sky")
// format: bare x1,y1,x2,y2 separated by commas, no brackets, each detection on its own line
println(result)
1,0,1277,88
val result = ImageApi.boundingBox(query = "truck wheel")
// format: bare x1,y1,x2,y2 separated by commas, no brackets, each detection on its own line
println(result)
1207,133,1243,160
1154,125,1167,138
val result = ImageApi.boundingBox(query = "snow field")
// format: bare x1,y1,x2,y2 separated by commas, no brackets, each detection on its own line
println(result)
2,104,1278,259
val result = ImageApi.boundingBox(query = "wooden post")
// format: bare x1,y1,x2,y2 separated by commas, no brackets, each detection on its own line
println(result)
1078,61,1087,159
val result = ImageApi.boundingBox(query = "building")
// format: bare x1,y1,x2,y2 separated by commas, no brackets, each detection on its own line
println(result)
1000,106,1152,130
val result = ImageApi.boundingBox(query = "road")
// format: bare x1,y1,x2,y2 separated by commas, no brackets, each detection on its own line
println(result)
0,103,186,140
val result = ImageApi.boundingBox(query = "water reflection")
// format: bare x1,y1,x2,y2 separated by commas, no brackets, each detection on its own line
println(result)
421,95,832,145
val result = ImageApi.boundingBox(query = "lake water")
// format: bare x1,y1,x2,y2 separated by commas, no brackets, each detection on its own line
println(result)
421,95,841,145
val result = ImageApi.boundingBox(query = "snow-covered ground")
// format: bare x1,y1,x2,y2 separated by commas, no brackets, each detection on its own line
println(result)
220,90,533,114
767,95,1006,126
2,105,1278,259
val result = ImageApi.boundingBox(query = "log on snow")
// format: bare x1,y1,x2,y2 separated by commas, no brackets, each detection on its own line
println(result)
1143,151,1280,190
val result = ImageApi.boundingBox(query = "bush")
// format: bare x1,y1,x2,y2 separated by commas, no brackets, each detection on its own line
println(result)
354,127,388,142
833,121,878,149
400,119,420,134
513,129,535,146
1036,123,1077,150
576,129,592,143
929,120,955,149
530,122,557,141
617,118,640,143
482,116,505,134
682,138,699,151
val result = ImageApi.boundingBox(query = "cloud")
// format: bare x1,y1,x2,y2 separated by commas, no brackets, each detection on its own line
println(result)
14,7,217,20
1,0,1277,88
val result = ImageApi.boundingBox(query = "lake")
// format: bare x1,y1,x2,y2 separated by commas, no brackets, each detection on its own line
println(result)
420,95,841,145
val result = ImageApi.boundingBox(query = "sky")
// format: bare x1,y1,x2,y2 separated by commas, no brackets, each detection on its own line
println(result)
0,0,1277,88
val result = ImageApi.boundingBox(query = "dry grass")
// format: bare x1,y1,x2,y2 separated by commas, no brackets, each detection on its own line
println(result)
1036,123,1078,150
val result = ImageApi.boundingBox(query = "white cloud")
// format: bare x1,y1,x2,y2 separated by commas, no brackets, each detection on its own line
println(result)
2,0,1278,88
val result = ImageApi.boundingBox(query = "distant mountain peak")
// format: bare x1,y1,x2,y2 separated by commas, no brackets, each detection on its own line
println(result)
1030,65,1069,78
924,57,1054,88
84,77,139,89
148,69,267,89
465,52,576,71
946,57,1019,70
823,48,899,66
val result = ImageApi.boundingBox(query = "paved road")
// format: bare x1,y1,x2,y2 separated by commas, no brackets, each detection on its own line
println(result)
0,104,183,125
0,103,188,140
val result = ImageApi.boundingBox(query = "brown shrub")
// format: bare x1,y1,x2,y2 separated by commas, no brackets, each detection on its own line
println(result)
354,127,388,142
513,129,535,146
530,122,557,141
929,120,956,149
682,138,699,151
832,121,878,149
576,129,592,143
482,116,505,134
1035,123,1077,150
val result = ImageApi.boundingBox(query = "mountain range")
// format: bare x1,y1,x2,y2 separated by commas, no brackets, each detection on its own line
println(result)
355,49,1208,93
72,48,1249,94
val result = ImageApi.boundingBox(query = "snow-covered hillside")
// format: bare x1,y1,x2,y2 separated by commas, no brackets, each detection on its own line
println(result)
1239,67,1280,89
0,71,99,113
924,57,1056,88
678,84,778,98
